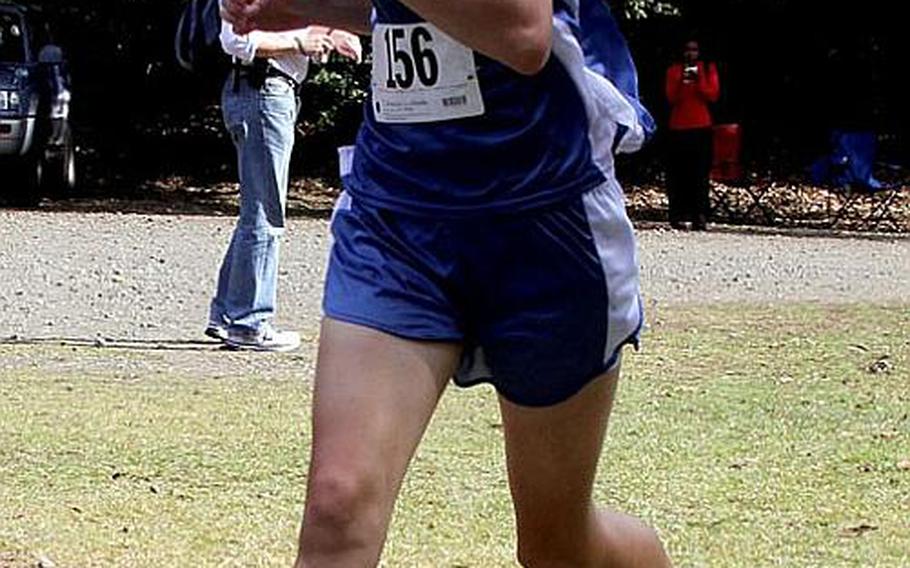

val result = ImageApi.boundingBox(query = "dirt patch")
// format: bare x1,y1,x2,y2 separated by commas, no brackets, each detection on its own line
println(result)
0,551,37,568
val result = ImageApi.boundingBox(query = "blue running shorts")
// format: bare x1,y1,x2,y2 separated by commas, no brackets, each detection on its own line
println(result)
323,180,643,407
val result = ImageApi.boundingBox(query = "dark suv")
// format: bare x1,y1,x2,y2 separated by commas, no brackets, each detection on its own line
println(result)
1,2,74,204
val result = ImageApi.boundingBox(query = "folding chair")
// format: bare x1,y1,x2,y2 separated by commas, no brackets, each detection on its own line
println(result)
812,131,903,230
708,124,779,224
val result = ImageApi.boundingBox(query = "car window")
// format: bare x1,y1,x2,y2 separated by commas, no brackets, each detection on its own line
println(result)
0,11,26,63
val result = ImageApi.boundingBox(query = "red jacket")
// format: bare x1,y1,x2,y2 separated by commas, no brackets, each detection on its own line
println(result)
666,62,720,130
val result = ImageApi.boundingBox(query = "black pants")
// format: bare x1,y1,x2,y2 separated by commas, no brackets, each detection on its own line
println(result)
666,128,713,224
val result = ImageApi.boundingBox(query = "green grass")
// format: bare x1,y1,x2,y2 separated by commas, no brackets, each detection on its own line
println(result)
1,305,908,567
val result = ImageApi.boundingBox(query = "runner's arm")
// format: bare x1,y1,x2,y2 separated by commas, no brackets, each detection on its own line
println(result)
396,0,553,75
223,0,553,74
223,0,372,35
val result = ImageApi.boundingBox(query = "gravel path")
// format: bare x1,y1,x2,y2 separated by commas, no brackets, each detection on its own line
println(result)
0,211,907,378
1,210,908,338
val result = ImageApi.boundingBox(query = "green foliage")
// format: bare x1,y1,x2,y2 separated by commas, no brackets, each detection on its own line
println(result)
298,59,369,137
619,0,680,20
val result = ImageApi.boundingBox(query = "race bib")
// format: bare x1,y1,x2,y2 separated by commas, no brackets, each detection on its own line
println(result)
371,23,485,124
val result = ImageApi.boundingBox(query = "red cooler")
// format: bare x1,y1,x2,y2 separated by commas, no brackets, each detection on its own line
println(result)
712,123,743,182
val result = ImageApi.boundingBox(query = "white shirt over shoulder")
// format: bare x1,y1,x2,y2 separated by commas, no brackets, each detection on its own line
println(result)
220,21,311,84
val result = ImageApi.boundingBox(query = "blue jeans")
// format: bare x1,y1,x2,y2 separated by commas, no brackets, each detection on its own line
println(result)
210,75,299,332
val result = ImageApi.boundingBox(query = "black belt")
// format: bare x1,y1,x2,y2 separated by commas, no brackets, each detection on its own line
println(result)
232,60,300,91
264,65,300,89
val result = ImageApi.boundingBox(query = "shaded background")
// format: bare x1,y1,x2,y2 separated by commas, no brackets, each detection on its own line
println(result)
19,0,910,191
29,0,368,191
625,0,908,181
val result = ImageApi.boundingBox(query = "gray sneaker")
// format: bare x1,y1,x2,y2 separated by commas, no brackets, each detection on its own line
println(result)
225,324,301,353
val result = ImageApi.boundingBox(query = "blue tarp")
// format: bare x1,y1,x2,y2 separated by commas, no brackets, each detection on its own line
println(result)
812,131,885,192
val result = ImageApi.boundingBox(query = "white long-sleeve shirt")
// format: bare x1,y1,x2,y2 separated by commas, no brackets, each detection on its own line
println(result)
220,21,311,84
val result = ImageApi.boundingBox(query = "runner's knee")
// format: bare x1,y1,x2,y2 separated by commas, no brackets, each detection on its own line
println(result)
304,468,383,538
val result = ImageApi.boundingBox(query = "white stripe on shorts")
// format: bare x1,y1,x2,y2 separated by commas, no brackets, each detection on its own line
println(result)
551,19,645,366
582,180,643,366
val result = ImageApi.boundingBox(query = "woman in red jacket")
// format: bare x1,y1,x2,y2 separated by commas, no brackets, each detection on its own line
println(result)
665,38,720,230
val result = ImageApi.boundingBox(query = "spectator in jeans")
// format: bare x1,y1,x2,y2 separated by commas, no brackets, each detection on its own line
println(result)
665,38,720,231
208,21,361,351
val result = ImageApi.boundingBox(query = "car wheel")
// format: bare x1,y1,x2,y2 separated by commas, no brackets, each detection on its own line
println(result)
42,127,77,195
63,139,77,191
60,127,77,192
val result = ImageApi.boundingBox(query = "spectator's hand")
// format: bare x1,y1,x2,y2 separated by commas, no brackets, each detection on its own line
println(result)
221,0,305,34
297,30,336,61
329,30,363,63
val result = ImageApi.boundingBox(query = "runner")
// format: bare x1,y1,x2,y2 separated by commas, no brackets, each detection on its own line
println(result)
223,0,672,565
